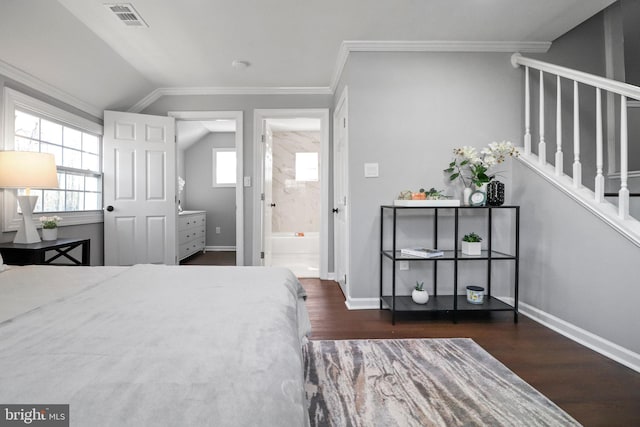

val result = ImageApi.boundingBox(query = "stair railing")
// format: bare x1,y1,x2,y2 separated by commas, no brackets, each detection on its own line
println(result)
511,53,640,221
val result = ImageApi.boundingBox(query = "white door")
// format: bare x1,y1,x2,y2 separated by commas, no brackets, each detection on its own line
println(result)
333,90,349,294
103,111,177,266
263,124,274,266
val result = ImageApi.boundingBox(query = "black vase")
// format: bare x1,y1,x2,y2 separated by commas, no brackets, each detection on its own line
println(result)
486,180,505,206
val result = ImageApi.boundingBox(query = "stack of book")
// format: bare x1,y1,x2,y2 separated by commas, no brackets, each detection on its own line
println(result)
400,248,444,258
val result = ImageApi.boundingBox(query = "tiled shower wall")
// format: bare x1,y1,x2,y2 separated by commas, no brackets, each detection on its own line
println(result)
272,131,321,233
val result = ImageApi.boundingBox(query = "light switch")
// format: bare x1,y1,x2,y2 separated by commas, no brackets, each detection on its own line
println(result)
364,163,379,178
243,176,251,187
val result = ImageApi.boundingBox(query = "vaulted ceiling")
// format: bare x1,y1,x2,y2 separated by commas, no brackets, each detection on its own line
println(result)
0,0,617,115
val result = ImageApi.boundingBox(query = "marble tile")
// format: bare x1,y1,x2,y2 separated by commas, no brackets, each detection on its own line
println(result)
271,131,321,233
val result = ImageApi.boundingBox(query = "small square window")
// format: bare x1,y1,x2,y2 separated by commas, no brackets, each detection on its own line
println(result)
295,152,319,182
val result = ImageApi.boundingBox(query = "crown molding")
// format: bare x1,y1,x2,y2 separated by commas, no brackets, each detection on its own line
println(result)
0,58,102,119
329,40,551,91
131,40,552,109
129,86,333,113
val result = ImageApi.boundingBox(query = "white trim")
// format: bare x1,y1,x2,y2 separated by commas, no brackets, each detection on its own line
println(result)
168,110,245,266
512,53,640,100
344,297,379,310
253,108,330,279
327,272,336,281
330,41,551,91
2,88,104,232
129,41,551,109
130,87,332,113
204,245,236,252
0,58,102,118
517,154,640,247
496,297,640,374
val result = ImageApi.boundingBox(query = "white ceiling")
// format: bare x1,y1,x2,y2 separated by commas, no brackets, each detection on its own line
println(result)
0,0,617,113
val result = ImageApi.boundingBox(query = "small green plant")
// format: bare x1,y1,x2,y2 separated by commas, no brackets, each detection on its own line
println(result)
419,187,446,200
462,232,482,243
415,281,425,291
39,216,62,229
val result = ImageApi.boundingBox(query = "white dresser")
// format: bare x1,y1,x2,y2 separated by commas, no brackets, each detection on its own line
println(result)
178,211,206,261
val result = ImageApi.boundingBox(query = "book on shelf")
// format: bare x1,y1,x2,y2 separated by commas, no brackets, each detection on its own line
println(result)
400,248,444,258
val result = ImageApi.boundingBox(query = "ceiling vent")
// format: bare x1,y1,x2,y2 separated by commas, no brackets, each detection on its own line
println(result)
105,3,148,27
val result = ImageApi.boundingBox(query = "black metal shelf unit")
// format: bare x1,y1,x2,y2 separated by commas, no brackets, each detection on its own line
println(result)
379,205,519,324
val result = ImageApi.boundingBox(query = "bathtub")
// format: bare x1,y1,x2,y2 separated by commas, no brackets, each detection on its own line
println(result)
270,231,319,255
270,232,320,277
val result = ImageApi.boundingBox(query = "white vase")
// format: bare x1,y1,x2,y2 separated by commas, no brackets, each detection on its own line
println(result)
462,187,473,206
411,289,429,304
42,228,58,241
462,241,482,256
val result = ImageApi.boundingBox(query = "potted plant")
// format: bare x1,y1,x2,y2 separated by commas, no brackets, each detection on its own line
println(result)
462,232,482,256
39,215,62,241
411,281,429,304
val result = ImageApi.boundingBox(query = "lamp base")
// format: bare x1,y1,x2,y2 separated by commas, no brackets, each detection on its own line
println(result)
14,195,41,244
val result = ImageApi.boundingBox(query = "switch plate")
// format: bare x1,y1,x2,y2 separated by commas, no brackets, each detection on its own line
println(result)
216,227,221,234
364,163,379,178
243,176,251,187
399,261,409,270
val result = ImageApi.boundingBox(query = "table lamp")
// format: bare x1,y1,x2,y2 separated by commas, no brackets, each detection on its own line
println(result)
0,151,59,244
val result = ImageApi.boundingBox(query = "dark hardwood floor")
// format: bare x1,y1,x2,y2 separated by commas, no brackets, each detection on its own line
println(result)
299,278,640,427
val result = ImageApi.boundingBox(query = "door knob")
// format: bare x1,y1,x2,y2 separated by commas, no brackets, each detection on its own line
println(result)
106,205,114,212
332,208,339,213
270,203,276,207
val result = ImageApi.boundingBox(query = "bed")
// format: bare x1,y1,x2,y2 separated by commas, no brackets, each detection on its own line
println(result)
0,264,311,426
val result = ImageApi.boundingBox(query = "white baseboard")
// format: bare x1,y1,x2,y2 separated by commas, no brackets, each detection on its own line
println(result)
497,297,640,374
344,297,379,310
204,246,236,252
327,272,336,281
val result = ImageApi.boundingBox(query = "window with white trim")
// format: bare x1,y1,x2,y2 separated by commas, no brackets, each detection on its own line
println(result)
2,88,104,231
212,148,236,187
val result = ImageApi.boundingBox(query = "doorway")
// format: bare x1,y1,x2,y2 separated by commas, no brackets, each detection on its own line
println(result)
254,109,329,278
169,111,244,265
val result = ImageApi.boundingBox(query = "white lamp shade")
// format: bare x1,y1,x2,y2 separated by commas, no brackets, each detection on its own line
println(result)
0,151,59,189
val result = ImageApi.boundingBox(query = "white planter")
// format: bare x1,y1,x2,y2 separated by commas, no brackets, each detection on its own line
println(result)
411,289,429,304
461,241,481,256
42,228,58,241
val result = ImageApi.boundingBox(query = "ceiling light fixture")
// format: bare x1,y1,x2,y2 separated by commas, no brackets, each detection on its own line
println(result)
231,60,250,69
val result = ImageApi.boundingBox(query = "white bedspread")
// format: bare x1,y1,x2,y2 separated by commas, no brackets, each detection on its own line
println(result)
0,264,311,426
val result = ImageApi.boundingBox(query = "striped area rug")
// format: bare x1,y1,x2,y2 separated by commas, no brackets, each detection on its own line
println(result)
304,338,581,427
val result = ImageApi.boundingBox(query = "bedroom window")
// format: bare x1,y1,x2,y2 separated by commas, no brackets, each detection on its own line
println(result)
2,88,104,231
212,148,236,187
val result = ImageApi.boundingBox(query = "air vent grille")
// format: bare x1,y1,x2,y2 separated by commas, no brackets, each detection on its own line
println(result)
105,3,148,27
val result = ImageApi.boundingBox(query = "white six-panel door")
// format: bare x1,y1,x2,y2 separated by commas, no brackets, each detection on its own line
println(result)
103,111,177,266
333,89,350,295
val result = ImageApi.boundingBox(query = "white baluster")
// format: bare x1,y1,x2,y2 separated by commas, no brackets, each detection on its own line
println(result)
539,70,546,165
573,81,582,188
556,75,563,176
524,67,531,155
619,95,630,219
595,88,605,203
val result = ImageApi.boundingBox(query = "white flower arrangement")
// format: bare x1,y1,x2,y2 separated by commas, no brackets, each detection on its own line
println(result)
39,215,62,229
178,176,185,194
445,140,519,187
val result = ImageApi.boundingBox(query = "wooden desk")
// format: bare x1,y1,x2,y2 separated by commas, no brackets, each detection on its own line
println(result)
0,238,90,266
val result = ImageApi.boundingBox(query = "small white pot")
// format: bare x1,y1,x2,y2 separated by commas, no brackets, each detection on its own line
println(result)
461,241,481,256
411,289,429,304
42,228,58,241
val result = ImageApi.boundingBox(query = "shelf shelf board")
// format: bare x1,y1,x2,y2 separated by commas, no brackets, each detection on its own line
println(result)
380,295,515,313
382,249,516,260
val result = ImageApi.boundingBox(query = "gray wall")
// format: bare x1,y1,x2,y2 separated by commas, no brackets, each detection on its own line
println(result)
335,51,523,299
141,93,333,265
0,73,104,265
529,10,607,191
512,159,640,355
184,132,236,247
